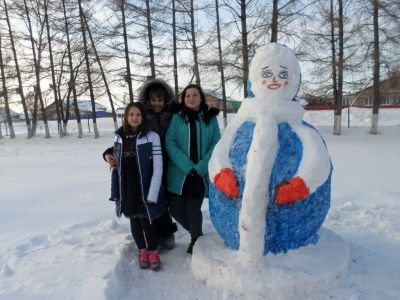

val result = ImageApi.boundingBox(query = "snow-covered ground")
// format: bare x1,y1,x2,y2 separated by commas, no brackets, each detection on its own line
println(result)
1,108,399,299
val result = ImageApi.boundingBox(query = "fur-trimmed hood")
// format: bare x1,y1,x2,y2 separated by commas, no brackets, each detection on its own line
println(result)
137,78,176,111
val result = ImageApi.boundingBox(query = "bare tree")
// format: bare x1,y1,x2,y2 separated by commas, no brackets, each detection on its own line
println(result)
271,0,278,42
119,0,134,103
62,0,83,137
332,0,344,135
78,0,99,138
0,33,15,138
370,0,380,134
189,0,201,86
172,0,179,97
24,0,50,138
215,0,228,127
145,0,156,78
3,0,32,138
82,11,118,131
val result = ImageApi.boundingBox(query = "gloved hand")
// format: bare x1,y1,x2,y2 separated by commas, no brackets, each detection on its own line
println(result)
275,176,310,205
213,168,239,199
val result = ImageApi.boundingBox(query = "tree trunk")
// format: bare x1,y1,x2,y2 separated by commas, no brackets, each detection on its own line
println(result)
25,0,50,138
271,0,278,42
190,0,201,86
62,0,82,137
332,0,344,135
44,0,64,137
3,0,32,138
120,0,134,103
241,0,249,97
336,0,344,134
330,0,339,134
370,0,380,134
78,0,99,138
0,34,15,138
145,0,156,79
31,91,39,136
215,0,227,128
172,0,179,99
82,12,118,131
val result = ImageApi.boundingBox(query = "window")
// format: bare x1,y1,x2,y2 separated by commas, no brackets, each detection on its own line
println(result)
381,96,389,105
364,96,373,105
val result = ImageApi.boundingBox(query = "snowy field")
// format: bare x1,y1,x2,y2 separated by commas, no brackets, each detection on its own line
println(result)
0,108,400,299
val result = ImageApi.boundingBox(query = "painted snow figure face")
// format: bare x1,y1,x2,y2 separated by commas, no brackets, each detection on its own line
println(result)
249,43,301,101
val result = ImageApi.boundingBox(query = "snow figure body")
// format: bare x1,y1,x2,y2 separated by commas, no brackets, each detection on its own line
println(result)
208,43,332,259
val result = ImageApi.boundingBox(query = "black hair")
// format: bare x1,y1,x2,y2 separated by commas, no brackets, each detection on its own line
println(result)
180,84,207,111
147,85,166,103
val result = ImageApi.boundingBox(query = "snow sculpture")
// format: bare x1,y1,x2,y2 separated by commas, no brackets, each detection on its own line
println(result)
208,42,332,257
191,43,349,299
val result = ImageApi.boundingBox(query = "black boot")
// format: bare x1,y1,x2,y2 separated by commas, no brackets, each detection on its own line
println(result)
186,237,198,255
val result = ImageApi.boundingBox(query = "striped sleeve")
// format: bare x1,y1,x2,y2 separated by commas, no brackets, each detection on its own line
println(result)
147,131,163,203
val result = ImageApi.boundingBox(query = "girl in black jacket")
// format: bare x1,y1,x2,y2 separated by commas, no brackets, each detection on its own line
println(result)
110,102,165,271
104,79,178,249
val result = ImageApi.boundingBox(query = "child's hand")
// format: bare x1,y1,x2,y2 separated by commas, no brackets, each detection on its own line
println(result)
105,154,116,168
147,198,156,204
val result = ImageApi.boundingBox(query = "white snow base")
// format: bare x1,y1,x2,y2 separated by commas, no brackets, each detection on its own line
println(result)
191,228,349,300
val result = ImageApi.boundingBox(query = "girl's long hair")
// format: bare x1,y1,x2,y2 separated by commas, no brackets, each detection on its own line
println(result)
122,102,149,135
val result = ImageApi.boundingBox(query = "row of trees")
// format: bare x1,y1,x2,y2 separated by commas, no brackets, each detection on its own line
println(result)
0,0,399,139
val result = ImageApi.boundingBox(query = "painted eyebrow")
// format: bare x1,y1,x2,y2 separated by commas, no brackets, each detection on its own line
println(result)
280,66,287,69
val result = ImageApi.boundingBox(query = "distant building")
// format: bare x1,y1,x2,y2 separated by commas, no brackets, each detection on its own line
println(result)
45,100,108,120
203,91,241,113
301,95,334,108
302,75,400,109
344,75,400,107
0,107,19,121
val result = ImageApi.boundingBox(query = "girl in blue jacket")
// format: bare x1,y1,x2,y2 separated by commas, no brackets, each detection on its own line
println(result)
111,102,166,270
165,84,220,255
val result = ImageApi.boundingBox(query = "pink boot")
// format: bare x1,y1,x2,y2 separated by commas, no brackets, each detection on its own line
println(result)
148,250,161,271
138,248,149,269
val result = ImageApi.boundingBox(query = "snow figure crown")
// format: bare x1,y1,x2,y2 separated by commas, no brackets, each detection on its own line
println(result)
249,43,301,101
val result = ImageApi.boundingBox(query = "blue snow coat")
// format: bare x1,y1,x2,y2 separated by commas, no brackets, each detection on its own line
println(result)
113,127,167,221
209,121,332,254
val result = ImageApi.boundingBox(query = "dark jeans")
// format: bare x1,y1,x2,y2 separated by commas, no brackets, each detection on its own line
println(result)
152,209,178,238
168,193,204,240
130,216,158,251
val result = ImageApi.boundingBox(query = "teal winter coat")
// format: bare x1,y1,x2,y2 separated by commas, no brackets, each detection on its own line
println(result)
165,108,220,197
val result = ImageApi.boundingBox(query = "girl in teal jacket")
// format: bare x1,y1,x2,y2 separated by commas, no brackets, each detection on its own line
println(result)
165,84,220,255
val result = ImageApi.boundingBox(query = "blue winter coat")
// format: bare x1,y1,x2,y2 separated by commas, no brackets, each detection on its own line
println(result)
113,127,167,221
165,108,220,197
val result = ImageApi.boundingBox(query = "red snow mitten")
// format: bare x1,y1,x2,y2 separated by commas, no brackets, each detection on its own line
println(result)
213,168,239,199
275,176,310,205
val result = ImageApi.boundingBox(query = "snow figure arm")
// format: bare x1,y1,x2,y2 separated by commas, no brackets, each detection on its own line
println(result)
193,117,221,176
147,132,163,203
208,113,246,198
275,123,331,205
